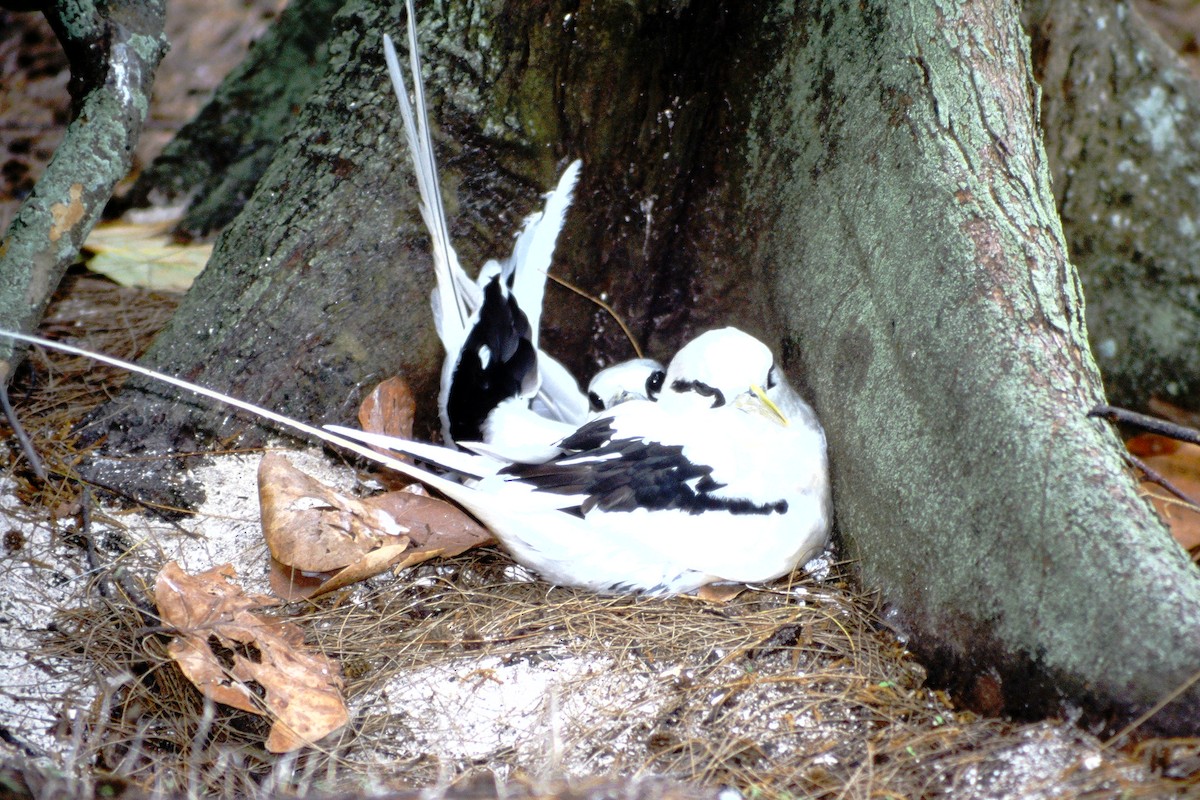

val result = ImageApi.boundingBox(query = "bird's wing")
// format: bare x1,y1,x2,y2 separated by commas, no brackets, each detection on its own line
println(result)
442,275,539,445
496,411,791,518
504,160,582,349
532,351,590,425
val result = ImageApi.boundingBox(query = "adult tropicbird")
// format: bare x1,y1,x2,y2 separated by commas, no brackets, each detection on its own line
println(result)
329,327,830,594
382,5,587,448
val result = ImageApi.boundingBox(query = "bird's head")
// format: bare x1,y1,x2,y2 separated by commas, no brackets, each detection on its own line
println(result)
587,358,666,412
661,327,788,425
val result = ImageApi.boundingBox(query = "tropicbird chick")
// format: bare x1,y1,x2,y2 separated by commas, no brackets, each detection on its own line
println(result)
326,327,830,594
382,7,587,448
587,358,665,412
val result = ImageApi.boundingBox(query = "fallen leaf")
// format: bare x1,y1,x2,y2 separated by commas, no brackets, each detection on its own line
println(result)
1127,435,1200,559
306,546,434,598
1147,397,1200,430
259,452,410,573
694,583,747,603
259,453,494,599
363,488,495,556
268,558,330,602
82,220,212,292
358,376,416,440
1127,432,1181,459
357,376,417,484
154,561,347,752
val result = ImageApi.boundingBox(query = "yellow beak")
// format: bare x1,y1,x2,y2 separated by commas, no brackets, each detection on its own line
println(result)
742,384,789,427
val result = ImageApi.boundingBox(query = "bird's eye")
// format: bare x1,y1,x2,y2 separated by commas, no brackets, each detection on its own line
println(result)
588,391,605,412
766,366,778,390
646,370,665,398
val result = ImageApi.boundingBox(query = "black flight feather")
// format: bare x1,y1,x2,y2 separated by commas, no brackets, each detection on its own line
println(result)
446,276,538,446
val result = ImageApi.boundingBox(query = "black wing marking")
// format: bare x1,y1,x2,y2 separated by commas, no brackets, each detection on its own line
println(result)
501,417,788,517
446,276,538,445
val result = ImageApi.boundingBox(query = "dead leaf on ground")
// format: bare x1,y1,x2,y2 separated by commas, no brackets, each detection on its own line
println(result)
153,561,348,752
259,452,494,600
357,375,417,486
82,220,212,292
1127,434,1200,558
694,583,747,603
1146,397,1200,430
358,375,416,440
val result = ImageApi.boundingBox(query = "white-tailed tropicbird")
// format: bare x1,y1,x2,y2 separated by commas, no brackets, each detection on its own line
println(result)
329,327,831,594
587,358,665,412
382,7,588,449
0,326,829,594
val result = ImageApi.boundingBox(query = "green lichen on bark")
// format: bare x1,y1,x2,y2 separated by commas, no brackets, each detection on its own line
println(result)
0,0,167,380
125,0,342,234
743,0,1200,734
1026,0,1200,411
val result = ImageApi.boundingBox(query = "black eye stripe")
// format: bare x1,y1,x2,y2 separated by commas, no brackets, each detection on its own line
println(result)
588,391,604,412
670,378,725,408
767,366,778,390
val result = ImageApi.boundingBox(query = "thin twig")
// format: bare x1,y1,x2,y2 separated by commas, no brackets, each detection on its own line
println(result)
1089,403,1200,447
1090,403,1200,508
1104,667,1200,747
0,379,47,480
1124,452,1200,509
545,272,644,358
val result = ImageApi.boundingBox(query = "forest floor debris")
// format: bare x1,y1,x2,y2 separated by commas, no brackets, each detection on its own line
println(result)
1,277,1198,799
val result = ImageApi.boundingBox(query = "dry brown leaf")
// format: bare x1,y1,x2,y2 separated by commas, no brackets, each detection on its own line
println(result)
694,583,747,603
307,546,435,599
259,452,410,572
357,376,417,486
154,561,348,752
358,375,416,439
1127,432,1182,459
268,558,332,602
1128,434,1200,558
364,488,495,556
259,453,494,599
82,220,212,292
1148,396,1200,430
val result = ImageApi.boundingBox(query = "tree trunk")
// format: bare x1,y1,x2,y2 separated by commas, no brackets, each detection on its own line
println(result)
117,0,343,236
82,0,758,503
1026,0,1200,413
80,0,1200,735
738,0,1200,735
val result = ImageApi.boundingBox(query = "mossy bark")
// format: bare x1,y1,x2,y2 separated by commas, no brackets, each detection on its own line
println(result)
0,0,166,382
739,0,1200,735
118,0,343,236
1025,0,1200,412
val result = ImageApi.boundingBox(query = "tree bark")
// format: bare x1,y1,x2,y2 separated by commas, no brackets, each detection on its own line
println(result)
117,0,343,236
1026,0,1200,412
739,0,1200,735
0,0,166,382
